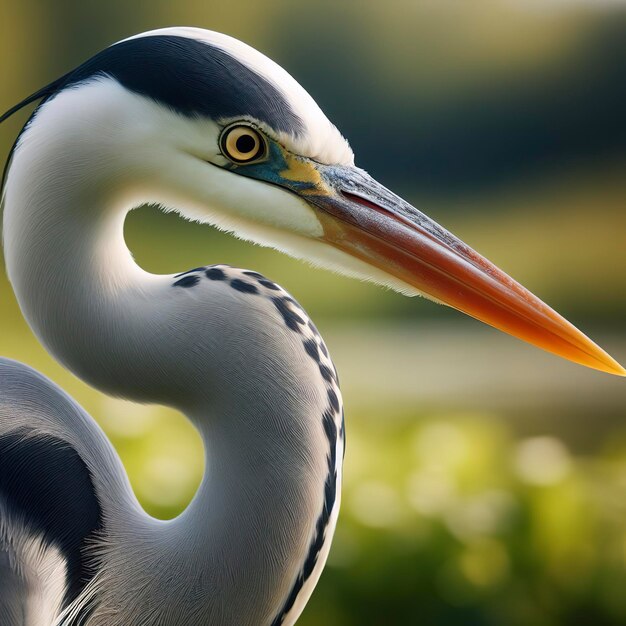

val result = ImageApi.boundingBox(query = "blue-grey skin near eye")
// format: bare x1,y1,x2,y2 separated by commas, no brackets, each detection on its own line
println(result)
223,139,318,193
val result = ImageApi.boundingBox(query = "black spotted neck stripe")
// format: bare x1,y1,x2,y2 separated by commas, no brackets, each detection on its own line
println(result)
171,264,344,625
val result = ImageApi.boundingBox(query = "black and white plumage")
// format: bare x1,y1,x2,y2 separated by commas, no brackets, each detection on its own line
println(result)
0,26,623,626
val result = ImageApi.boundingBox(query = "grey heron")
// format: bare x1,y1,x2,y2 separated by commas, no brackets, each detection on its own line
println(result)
0,27,623,626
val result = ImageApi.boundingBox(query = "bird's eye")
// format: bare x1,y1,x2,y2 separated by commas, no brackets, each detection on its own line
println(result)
220,125,266,164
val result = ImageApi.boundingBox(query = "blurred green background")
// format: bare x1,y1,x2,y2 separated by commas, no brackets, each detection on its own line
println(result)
1,1,626,624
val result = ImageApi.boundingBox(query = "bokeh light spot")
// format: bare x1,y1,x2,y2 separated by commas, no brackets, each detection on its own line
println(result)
514,436,572,485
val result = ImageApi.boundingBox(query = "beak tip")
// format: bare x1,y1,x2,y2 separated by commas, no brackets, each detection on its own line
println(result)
612,364,626,378
594,353,626,378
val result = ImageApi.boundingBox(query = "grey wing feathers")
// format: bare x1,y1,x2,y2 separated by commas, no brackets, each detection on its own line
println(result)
0,505,69,625
0,357,130,625
0,549,28,625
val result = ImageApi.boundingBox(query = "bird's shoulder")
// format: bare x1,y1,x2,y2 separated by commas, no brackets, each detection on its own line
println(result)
170,264,284,296
168,263,322,337
165,264,338,385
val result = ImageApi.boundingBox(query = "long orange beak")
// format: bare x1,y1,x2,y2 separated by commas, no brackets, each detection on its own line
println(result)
300,165,624,376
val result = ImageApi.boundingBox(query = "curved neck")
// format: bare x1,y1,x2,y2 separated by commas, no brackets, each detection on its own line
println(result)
4,107,343,626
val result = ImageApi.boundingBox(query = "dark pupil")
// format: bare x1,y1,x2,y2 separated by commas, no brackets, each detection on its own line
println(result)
236,134,256,155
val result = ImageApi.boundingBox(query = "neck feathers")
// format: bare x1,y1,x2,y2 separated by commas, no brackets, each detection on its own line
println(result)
3,78,344,626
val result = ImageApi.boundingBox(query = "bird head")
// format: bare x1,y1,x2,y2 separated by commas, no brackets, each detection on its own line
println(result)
2,27,623,376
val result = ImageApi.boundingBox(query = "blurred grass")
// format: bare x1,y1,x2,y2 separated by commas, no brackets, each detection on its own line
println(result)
1,1,626,624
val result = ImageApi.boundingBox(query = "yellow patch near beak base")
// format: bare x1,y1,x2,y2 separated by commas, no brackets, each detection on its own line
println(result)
279,150,327,195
